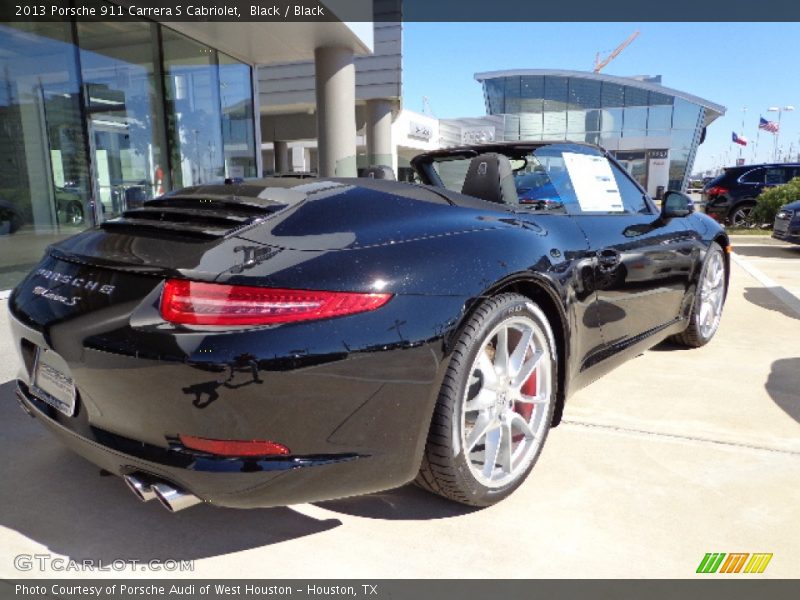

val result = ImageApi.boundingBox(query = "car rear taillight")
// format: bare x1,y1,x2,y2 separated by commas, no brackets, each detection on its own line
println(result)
179,434,290,457
160,279,392,326
706,186,729,196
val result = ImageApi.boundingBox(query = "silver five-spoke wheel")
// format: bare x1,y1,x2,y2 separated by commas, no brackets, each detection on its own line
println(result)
462,317,551,488
697,248,725,339
416,294,557,506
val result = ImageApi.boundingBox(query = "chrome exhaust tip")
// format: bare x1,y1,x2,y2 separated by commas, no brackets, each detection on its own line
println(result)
152,482,202,512
124,474,156,502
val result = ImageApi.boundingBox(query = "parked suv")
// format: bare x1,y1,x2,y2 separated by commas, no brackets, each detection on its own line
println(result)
703,163,800,226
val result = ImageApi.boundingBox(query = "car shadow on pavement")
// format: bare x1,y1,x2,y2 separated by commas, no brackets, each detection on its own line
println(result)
733,244,800,259
765,358,800,424
316,485,482,521
743,287,800,321
0,381,341,563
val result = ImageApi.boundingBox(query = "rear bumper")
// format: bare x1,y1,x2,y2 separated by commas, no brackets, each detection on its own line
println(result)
15,381,401,508
7,291,459,509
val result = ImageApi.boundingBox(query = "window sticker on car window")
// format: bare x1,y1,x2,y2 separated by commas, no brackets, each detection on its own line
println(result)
562,152,625,212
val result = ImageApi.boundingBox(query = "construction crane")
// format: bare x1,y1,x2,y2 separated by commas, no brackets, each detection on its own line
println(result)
593,30,640,73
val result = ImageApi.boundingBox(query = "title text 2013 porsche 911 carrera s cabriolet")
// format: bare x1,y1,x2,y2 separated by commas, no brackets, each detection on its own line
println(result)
8,142,729,512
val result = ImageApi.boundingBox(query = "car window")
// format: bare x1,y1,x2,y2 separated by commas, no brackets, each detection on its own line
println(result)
609,162,651,214
432,159,471,192
532,144,650,215
765,168,787,185
740,168,764,184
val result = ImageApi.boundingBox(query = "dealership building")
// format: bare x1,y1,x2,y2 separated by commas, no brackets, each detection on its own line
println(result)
0,10,726,293
0,2,376,291
465,69,725,197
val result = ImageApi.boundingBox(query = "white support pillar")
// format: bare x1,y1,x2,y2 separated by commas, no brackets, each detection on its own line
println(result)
314,46,357,177
365,98,394,168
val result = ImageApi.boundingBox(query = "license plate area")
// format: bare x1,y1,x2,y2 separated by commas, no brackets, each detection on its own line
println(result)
774,219,789,233
31,348,76,417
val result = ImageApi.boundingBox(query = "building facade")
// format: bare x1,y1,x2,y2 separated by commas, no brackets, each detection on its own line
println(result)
469,70,725,197
0,1,372,291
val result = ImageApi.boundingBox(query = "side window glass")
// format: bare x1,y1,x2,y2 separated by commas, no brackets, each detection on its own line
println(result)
741,168,764,184
432,159,471,192
765,168,786,185
609,162,650,214
531,144,647,215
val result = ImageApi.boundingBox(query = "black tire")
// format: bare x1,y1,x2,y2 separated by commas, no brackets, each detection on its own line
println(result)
671,242,727,348
416,293,557,506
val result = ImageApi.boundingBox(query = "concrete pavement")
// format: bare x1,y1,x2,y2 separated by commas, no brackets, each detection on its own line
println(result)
0,240,798,579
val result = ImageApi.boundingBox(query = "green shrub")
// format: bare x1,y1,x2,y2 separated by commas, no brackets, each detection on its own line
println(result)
752,176,800,223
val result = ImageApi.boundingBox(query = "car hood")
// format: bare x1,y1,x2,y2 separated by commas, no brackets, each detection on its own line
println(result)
780,199,800,211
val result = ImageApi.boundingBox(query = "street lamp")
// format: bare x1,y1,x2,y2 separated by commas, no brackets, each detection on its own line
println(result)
767,105,795,162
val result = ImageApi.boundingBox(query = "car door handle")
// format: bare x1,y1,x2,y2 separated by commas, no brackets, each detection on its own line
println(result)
597,249,621,269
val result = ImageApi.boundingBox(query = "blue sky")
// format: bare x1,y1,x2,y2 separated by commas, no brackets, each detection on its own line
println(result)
402,22,800,173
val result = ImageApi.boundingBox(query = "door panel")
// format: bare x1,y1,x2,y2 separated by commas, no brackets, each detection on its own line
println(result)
574,214,696,349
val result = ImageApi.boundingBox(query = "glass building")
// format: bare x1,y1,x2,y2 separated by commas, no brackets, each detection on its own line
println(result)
473,69,725,197
0,6,258,289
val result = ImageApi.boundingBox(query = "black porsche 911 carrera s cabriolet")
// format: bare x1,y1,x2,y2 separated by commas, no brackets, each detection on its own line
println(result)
8,142,729,512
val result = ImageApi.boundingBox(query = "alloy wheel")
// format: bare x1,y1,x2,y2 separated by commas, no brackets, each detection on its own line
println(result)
730,206,754,228
461,316,551,488
697,250,725,339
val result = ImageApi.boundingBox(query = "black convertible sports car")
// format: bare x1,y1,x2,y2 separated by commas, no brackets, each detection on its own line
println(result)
8,142,729,512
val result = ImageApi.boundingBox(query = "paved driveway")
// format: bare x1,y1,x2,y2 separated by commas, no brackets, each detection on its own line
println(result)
0,237,798,579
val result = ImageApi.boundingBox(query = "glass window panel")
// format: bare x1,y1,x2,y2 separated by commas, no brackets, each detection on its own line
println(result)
484,79,505,114
584,132,601,145
543,76,568,112
542,111,567,136
566,109,601,133
78,17,168,220
740,168,764,183
519,112,543,138
432,159,471,192
568,78,601,109
668,129,695,189
503,114,520,140
519,75,544,113
566,110,586,133
648,105,672,131
622,130,647,140
0,18,92,289
503,76,520,114
624,86,649,107
610,162,649,213
162,29,224,188
601,108,623,132
624,106,648,131
672,98,701,130
218,52,256,178
649,91,673,106
601,82,624,108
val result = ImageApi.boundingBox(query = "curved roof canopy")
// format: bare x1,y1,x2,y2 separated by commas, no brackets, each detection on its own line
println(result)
474,69,726,124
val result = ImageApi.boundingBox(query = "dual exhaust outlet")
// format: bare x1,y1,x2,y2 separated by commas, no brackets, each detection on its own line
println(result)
124,474,202,512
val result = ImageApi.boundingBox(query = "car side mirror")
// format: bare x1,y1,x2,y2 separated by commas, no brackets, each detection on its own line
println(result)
661,190,694,219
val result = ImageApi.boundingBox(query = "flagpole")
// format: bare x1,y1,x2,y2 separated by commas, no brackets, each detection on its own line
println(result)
754,118,760,163
740,107,746,159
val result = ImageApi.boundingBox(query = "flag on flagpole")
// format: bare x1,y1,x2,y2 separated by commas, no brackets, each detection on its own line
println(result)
732,132,748,146
759,117,779,133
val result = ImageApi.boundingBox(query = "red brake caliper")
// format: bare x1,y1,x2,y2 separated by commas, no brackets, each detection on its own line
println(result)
511,369,536,443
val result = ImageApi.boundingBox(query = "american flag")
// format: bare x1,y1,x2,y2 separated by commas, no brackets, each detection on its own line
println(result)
759,117,779,133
